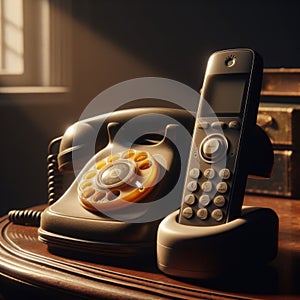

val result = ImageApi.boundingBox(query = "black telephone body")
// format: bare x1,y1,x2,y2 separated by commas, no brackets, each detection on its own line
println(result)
38,107,195,257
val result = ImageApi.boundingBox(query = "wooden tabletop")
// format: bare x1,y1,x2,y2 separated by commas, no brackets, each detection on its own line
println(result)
0,194,300,299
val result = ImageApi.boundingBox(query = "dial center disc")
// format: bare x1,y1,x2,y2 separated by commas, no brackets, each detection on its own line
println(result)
98,160,136,189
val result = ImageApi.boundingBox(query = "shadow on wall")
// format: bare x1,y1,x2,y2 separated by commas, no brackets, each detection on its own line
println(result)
0,97,72,216
67,0,300,83
0,105,46,215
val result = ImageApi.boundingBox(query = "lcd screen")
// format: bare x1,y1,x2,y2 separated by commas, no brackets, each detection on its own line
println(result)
201,74,248,115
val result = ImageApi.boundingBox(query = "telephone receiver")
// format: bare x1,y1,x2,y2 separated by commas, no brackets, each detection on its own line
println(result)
38,106,274,259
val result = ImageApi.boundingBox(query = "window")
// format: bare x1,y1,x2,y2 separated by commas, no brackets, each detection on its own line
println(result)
0,0,71,93
0,0,24,75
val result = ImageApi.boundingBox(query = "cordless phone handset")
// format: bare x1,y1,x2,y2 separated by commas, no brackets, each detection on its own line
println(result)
179,48,263,226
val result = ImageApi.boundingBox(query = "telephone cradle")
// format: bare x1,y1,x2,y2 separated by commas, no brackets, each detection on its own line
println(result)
157,206,278,279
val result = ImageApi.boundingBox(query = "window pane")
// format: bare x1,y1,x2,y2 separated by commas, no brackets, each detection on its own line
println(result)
0,0,24,74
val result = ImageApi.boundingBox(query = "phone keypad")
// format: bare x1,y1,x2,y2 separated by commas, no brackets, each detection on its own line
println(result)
181,166,231,224
180,118,240,225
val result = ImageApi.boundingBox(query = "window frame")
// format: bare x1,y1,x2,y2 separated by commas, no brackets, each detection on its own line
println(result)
0,0,24,76
0,0,71,94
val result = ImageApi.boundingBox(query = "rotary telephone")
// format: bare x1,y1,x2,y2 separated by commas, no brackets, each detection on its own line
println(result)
37,107,195,257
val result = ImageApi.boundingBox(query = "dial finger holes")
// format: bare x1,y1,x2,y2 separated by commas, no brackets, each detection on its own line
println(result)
84,170,97,180
138,159,152,170
92,190,107,203
107,190,121,201
81,187,95,199
108,154,120,162
79,179,95,201
96,160,106,170
122,149,135,159
80,180,93,190
134,152,148,162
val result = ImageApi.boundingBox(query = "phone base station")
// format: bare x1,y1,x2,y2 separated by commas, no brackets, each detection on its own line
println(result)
157,206,278,279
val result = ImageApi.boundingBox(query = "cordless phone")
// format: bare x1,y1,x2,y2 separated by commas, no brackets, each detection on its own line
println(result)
178,48,263,226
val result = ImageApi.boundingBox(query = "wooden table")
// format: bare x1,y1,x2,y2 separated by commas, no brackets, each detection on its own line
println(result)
0,195,300,299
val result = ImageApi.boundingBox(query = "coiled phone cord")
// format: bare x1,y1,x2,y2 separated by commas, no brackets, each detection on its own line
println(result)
47,137,64,205
8,137,63,227
8,209,42,227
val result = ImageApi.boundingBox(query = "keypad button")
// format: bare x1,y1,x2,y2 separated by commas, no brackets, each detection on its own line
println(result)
198,121,210,129
184,194,195,205
189,168,201,179
213,195,226,207
197,208,208,220
211,121,227,129
204,168,215,179
187,180,198,192
201,181,212,193
229,120,241,130
182,207,194,219
211,209,224,221
216,182,228,193
199,194,210,207
219,168,231,180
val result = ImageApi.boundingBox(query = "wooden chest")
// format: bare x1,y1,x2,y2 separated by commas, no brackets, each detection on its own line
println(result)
246,150,300,197
246,69,300,198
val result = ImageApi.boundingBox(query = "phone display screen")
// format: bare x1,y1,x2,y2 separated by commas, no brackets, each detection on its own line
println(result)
201,73,248,116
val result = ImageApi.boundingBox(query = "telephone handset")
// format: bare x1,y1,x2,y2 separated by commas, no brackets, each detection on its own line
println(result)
38,107,195,256
57,107,194,174
178,49,263,226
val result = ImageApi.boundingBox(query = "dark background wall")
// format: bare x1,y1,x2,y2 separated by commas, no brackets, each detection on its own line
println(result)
0,0,299,215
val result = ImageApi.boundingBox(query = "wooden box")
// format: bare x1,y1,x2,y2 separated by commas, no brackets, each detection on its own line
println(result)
257,104,300,150
246,150,300,197
246,69,300,198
